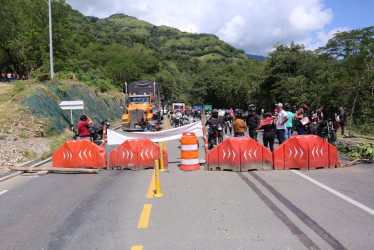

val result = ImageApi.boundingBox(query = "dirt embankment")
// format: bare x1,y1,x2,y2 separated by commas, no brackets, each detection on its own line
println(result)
0,80,123,176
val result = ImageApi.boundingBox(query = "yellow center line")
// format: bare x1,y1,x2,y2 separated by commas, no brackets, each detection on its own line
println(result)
146,170,156,198
131,246,143,250
138,204,152,228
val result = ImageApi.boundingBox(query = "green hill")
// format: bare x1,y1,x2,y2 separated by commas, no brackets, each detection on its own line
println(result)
1,1,373,134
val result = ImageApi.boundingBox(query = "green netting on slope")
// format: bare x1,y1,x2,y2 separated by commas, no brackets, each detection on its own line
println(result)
21,82,123,133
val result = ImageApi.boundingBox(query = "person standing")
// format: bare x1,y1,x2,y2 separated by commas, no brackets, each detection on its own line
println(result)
338,107,347,135
246,104,260,141
284,103,294,140
229,108,234,118
138,112,149,132
77,114,93,140
316,106,324,122
257,113,276,152
295,108,306,135
232,109,247,137
275,103,289,144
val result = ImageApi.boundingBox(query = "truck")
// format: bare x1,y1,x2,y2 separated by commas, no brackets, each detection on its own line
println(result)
172,99,186,114
121,80,161,130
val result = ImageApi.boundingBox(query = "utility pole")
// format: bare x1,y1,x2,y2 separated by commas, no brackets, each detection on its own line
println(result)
46,0,54,79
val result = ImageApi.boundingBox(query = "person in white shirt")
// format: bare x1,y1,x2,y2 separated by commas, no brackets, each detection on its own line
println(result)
275,103,289,144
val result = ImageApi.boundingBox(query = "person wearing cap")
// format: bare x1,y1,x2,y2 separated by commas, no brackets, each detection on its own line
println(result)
275,103,289,145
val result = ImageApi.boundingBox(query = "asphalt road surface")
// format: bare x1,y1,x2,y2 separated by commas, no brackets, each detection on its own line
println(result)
0,128,373,249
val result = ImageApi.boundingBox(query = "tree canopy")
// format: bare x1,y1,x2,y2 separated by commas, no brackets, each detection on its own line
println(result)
0,0,373,134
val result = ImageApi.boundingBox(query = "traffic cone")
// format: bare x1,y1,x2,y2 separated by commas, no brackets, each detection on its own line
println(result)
180,132,200,171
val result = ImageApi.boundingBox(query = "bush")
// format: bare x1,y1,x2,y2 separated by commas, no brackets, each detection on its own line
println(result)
57,85,68,96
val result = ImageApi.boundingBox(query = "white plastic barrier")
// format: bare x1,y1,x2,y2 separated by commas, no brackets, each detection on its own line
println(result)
107,121,204,145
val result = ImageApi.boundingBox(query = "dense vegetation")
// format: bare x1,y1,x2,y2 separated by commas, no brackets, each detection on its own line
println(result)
0,0,373,134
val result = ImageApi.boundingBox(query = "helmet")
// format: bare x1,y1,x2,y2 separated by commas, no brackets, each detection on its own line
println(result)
248,104,256,112
212,109,218,118
284,103,291,111
235,109,243,117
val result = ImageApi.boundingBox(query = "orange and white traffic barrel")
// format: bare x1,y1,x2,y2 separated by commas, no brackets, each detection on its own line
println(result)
180,132,200,171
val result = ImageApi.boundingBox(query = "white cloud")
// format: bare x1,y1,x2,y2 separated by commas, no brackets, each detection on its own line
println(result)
66,0,335,56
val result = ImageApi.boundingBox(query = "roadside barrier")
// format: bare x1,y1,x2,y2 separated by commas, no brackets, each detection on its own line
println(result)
108,138,168,170
102,124,107,148
273,135,341,170
52,139,107,168
180,132,200,171
208,137,272,171
201,120,209,163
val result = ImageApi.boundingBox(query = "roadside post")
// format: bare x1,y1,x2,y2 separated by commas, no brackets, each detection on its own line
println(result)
160,143,165,172
154,160,164,197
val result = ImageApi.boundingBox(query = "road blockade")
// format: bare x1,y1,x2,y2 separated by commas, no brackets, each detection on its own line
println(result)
273,135,341,170
109,138,168,170
180,132,200,171
52,139,107,168
240,138,273,171
208,137,272,171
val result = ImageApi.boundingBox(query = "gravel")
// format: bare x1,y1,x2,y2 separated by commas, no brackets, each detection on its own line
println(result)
0,133,50,176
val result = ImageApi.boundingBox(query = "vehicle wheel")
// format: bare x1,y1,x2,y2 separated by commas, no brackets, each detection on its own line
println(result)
329,131,337,143
218,136,223,144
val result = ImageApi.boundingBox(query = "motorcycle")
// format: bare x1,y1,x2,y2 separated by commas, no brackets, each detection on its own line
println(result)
148,120,162,132
208,124,224,150
308,120,338,143
89,119,110,145
73,119,110,146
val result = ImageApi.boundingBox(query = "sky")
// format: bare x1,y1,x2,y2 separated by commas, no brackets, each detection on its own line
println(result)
65,0,374,56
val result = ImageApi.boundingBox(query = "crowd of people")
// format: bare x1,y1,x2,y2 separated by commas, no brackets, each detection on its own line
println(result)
0,73,27,82
206,103,347,152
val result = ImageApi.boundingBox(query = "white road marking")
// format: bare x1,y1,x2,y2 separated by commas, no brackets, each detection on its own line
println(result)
291,170,374,216
0,190,9,195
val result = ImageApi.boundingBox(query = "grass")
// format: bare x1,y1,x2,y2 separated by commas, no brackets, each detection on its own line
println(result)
41,129,74,159
22,150,37,160
19,132,29,139
0,80,47,136
337,133,374,145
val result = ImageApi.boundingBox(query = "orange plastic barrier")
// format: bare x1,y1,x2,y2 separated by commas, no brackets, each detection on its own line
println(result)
273,135,341,170
208,137,272,171
180,132,200,171
109,138,168,170
52,139,107,168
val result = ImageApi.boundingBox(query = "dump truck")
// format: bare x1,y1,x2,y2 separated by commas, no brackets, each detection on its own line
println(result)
121,80,161,130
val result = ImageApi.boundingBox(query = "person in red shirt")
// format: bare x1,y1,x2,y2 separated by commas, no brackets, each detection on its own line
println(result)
77,115,92,139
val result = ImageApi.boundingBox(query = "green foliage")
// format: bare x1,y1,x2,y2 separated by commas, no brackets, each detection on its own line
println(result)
336,142,374,159
1,1,372,135
57,85,68,96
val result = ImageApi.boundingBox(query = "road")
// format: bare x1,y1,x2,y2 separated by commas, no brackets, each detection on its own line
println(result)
0,130,373,249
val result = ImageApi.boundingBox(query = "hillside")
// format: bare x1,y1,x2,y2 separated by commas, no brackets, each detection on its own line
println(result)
1,1,373,134
95,14,247,60
0,80,123,175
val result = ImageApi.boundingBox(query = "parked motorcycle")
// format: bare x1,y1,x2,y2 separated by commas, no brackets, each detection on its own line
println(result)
73,119,110,146
308,120,338,143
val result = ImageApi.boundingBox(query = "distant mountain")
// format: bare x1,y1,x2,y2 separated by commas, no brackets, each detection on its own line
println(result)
245,54,266,62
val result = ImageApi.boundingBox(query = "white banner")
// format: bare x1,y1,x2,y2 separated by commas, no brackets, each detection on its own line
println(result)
107,121,204,145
